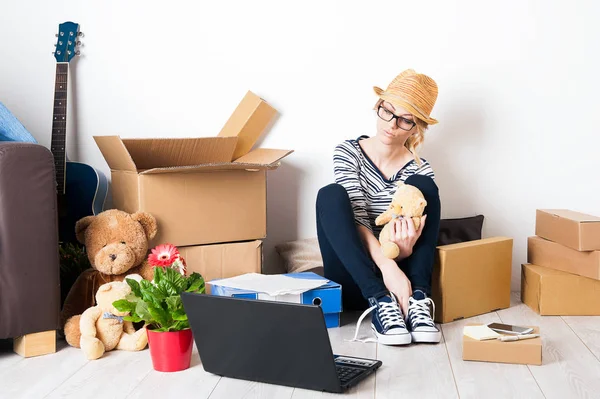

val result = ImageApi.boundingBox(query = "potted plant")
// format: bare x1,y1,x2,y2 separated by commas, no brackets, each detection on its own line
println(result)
113,244,205,372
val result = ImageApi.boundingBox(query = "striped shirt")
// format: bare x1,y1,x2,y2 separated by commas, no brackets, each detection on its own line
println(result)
333,135,435,236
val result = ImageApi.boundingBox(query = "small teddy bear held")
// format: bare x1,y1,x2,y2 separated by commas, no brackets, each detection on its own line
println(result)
375,181,427,259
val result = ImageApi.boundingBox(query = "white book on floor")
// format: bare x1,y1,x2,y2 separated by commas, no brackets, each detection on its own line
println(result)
463,325,501,341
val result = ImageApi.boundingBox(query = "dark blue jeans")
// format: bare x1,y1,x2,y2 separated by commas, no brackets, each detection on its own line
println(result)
316,175,441,310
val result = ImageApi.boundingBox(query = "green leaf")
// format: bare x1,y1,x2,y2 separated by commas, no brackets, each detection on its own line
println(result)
157,268,185,295
185,273,205,293
165,295,182,312
172,309,188,321
153,266,164,285
169,320,189,331
125,292,139,303
123,314,142,323
135,299,152,322
147,302,171,329
125,278,142,298
112,299,135,313
139,280,156,302
149,283,168,302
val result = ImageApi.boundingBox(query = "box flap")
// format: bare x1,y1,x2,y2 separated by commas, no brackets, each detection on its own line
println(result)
121,137,237,170
139,162,271,175
234,148,293,166
94,136,137,172
139,148,293,175
539,209,600,223
218,90,278,160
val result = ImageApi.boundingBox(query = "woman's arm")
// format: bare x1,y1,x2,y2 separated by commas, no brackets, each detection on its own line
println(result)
358,224,413,314
357,225,394,271
333,143,372,231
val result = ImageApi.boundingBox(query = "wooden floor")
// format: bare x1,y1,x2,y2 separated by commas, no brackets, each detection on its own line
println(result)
2,293,600,399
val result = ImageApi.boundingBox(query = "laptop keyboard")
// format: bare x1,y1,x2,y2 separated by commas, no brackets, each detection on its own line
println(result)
336,365,364,384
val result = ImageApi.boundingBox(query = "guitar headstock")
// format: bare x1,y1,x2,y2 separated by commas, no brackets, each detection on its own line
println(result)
53,21,83,63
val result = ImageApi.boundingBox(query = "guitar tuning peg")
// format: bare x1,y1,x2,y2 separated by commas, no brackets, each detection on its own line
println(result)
76,50,81,56
55,33,58,37
77,32,84,37
76,41,82,46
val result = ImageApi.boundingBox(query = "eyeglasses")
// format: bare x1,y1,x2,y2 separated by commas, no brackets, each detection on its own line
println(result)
377,106,416,131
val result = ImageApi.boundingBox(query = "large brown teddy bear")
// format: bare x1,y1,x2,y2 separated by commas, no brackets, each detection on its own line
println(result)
79,275,148,360
375,182,427,259
61,209,157,348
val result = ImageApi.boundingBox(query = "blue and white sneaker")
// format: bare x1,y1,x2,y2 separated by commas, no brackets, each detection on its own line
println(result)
407,291,441,343
348,292,411,345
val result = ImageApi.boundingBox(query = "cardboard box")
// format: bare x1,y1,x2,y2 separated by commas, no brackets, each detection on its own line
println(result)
180,240,263,293
431,237,513,323
521,263,600,315
210,272,342,328
94,92,292,247
462,325,542,365
528,236,600,280
535,209,600,251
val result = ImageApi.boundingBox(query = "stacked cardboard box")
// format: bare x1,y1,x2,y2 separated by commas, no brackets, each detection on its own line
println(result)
522,209,600,315
94,91,292,286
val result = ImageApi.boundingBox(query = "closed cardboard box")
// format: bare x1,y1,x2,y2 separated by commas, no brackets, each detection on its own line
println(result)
462,325,542,366
521,263,600,315
528,236,600,280
431,237,513,323
94,92,292,247
535,209,600,251
180,240,263,293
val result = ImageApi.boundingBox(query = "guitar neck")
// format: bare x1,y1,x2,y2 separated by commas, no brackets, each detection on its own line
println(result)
51,63,69,194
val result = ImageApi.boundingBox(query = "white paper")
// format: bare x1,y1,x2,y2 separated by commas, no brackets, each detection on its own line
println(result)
463,325,501,341
207,273,329,296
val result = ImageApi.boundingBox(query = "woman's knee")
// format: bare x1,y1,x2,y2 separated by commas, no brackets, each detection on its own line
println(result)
316,183,349,210
404,174,439,199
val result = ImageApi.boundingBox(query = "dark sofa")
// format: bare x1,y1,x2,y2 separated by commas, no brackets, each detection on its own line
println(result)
0,142,60,350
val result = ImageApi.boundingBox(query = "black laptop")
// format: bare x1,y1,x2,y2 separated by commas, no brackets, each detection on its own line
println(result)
181,293,382,393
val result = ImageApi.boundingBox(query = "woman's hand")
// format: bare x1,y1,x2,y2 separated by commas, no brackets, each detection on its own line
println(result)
380,260,412,316
390,215,426,260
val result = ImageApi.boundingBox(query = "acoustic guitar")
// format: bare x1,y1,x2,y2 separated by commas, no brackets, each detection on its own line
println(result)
51,21,108,244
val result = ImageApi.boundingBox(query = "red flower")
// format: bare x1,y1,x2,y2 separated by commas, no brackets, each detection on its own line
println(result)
148,244,180,267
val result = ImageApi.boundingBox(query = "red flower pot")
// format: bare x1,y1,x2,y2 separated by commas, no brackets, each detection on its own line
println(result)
146,328,193,372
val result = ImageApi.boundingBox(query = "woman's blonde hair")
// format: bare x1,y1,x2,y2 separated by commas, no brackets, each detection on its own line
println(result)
374,99,429,166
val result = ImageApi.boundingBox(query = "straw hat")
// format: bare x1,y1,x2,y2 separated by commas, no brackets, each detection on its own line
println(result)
373,69,439,125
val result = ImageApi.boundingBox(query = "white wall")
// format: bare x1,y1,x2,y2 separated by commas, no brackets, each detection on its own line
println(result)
2,0,599,289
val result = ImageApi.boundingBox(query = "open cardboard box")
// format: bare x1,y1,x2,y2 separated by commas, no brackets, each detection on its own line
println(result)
94,91,293,247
